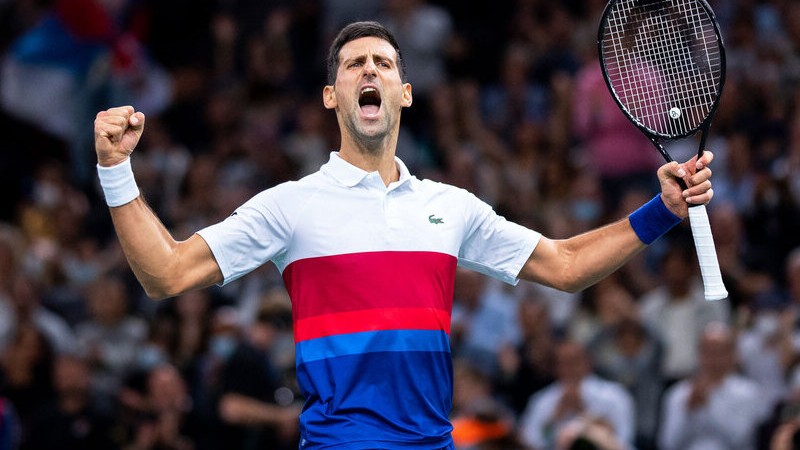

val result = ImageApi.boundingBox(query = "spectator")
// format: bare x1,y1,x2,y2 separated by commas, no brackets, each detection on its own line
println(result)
451,268,521,377
0,273,76,357
589,317,664,450
568,275,638,346
495,296,556,416
197,307,300,450
517,340,635,450
245,293,296,388
24,354,116,450
379,0,453,139
639,242,730,384
658,322,769,450
75,276,147,406
450,359,517,450
554,416,628,450
0,325,54,441
480,43,549,139
570,37,661,212
169,290,213,374
123,363,200,450
737,298,797,416
710,201,775,310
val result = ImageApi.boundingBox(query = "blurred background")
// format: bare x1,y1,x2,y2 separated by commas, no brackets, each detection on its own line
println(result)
0,0,799,449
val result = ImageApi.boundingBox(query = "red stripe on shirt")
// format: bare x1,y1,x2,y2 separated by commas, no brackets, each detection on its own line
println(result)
283,251,457,321
294,307,451,342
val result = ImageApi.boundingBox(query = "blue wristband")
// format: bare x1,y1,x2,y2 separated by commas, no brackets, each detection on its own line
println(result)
629,195,682,245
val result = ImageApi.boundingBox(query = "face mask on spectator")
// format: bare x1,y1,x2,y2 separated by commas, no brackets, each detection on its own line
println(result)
210,335,238,360
138,345,167,370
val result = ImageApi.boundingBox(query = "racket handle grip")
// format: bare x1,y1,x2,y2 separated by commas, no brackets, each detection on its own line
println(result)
687,205,728,301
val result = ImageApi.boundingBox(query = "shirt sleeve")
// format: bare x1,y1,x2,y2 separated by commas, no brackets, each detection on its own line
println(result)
196,187,294,286
457,191,541,285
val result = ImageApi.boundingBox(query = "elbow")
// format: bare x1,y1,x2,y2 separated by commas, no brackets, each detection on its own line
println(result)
548,263,595,294
143,281,186,300
143,287,174,301
552,242,595,294
557,277,588,294
558,266,603,293
139,274,185,300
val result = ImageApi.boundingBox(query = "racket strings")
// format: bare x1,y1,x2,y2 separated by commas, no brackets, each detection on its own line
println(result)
601,0,723,137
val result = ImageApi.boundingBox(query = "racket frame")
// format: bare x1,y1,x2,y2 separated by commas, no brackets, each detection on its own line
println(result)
596,0,729,301
596,0,727,163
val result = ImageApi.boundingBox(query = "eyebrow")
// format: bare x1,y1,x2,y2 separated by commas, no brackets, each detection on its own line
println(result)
344,53,395,67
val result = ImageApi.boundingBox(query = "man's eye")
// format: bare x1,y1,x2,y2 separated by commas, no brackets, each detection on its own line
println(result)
349,62,362,68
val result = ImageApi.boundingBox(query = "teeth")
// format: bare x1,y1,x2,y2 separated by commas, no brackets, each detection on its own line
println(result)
361,87,376,94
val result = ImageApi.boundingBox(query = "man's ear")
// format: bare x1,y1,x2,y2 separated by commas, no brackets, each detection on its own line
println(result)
323,85,337,110
401,83,413,108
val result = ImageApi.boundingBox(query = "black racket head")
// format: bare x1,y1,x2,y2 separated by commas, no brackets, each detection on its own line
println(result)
597,0,726,140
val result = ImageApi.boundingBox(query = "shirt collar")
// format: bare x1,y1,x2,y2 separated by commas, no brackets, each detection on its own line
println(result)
321,151,415,190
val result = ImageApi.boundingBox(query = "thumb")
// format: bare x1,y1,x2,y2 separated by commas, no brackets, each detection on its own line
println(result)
129,112,146,137
120,111,146,154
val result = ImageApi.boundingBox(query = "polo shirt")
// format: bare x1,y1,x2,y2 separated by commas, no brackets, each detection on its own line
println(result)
197,152,541,449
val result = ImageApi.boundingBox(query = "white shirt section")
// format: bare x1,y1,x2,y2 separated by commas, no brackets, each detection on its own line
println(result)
658,374,768,450
518,375,636,450
197,152,541,286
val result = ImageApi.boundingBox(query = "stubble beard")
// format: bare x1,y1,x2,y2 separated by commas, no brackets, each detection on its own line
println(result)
342,109,394,154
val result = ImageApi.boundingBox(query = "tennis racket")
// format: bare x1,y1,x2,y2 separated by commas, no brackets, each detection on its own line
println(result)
597,0,728,301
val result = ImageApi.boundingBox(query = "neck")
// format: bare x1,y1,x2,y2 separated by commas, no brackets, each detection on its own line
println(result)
339,137,400,186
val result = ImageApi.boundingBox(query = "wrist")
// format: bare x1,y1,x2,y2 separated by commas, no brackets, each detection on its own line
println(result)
96,157,140,207
629,194,682,245
97,155,131,168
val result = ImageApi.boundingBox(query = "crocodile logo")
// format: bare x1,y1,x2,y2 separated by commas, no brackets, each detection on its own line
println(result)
428,214,444,224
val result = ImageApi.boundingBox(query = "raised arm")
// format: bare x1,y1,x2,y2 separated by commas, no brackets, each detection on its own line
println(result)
94,106,222,299
519,153,714,292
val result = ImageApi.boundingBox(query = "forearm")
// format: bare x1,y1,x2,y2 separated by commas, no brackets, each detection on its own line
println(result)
521,194,683,292
520,218,646,293
559,219,646,291
110,197,179,297
218,393,291,426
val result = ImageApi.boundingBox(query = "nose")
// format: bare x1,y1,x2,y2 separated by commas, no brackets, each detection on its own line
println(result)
361,59,378,78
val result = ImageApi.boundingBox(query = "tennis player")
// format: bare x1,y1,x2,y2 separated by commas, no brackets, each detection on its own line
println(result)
93,21,716,450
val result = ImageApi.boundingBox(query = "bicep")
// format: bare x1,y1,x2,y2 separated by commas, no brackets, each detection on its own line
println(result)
517,236,570,290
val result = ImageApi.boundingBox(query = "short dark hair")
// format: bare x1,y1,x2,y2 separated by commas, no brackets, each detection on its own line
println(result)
326,21,406,85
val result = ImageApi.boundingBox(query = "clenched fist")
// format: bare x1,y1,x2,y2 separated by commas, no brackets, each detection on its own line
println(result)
94,106,146,167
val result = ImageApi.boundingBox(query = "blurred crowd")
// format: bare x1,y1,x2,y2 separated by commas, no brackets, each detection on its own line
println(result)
1,0,800,449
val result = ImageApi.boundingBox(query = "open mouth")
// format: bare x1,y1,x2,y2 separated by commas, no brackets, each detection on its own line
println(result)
359,87,382,117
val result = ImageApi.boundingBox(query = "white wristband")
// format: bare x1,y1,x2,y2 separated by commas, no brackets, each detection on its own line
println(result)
97,158,140,207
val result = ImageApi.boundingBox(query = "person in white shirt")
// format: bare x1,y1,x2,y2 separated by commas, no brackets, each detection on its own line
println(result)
639,244,730,383
658,322,769,450
518,340,635,450
92,21,718,450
